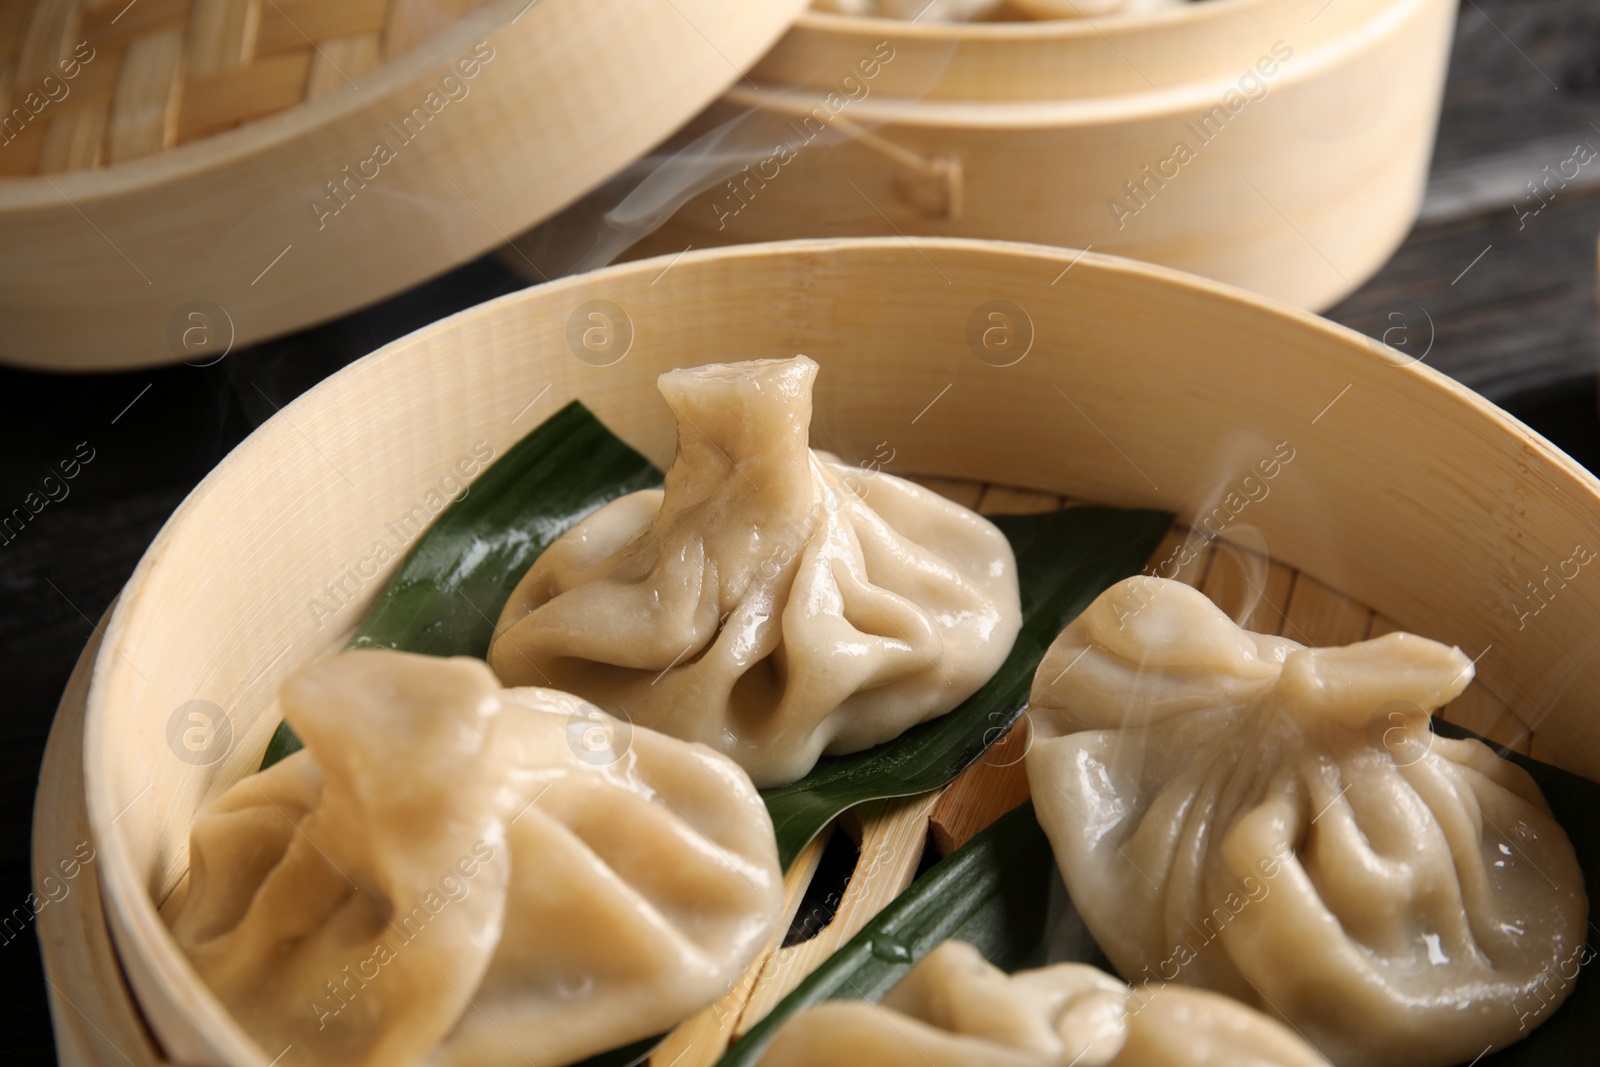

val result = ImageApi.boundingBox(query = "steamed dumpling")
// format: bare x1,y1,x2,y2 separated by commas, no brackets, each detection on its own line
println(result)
1025,576,1587,1067
489,356,1021,787
758,940,1332,1066
168,650,782,1067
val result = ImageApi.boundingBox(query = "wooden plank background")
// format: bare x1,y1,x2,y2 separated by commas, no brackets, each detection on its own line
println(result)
1326,0,1600,400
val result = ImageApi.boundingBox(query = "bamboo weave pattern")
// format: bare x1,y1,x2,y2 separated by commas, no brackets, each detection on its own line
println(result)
0,0,493,176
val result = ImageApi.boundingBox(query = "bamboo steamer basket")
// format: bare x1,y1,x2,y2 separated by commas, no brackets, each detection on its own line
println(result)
0,0,808,372
41,237,1600,1066
606,0,1456,312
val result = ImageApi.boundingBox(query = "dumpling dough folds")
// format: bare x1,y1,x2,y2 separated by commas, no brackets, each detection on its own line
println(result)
167,650,782,1067
489,356,1021,787
758,940,1332,1066
1025,576,1588,1067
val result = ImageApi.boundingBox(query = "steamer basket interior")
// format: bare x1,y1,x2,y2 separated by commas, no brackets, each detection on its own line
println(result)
71,238,1600,1066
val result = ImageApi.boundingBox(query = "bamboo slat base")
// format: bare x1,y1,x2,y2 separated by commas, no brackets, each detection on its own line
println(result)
34,476,1536,1067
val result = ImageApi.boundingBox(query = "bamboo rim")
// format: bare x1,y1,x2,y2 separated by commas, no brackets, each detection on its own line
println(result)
729,0,1427,128
798,0,1321,39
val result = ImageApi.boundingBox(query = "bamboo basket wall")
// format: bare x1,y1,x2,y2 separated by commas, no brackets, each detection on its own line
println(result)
0,0,809,371
600,0,1456,313
41,238,1600,1065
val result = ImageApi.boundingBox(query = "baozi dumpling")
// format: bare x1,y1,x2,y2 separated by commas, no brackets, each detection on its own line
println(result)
1025,576,1588,1067
757,940,1333,1066
489,356,1022,787
168,650,783,1067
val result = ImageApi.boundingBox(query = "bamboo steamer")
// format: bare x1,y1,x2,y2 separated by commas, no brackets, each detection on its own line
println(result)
44,238,1600,1066
606,0,1456,312
0,0,808,371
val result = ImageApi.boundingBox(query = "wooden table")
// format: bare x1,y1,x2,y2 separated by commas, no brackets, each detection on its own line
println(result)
2,1,1597,1058
1328,0,1600,400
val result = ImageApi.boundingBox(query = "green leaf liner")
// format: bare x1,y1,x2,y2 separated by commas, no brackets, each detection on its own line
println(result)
717,801,1054,1067
248,399,1172,1067
260,401,663,768
762,507,1173,870
720,724,1600,1067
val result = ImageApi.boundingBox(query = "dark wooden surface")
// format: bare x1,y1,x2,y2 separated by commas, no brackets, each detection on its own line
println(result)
1327,0,1600,397
3,1,1599,1060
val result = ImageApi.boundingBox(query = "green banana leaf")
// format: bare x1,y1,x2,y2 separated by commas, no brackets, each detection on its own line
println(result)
248,398,1172,1067
762,506,1172,869
261,401,663,767
718,723,1600,1067
717,801,1054,1067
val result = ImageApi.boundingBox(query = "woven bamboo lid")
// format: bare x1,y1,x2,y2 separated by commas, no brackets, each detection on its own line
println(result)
0,0,811,370
0,0,502,175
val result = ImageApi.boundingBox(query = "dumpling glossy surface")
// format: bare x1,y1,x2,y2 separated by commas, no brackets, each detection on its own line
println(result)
757,940,1332,1066
489,356,1021,787
1025,576,1588,1067
167,650,783,1067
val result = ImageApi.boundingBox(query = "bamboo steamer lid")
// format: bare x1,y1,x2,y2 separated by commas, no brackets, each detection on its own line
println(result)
542,0,1455,313
0,0,810,370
